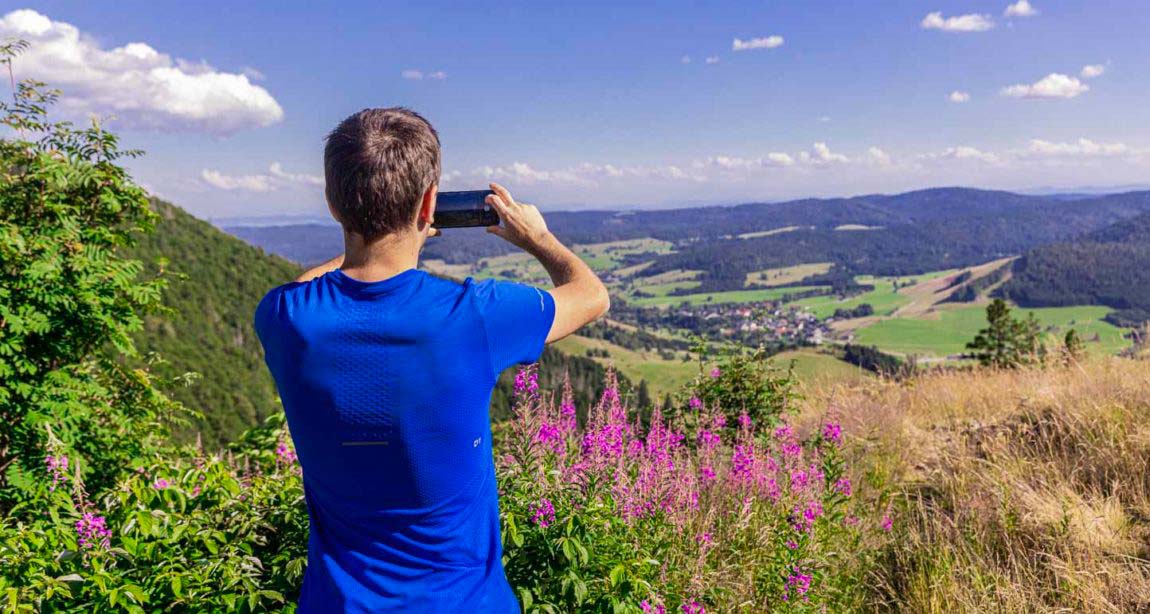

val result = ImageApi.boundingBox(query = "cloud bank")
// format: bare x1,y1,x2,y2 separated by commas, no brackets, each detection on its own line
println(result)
0,9,283,135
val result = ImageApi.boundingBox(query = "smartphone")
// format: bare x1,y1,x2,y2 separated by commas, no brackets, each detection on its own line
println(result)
434,190,500,228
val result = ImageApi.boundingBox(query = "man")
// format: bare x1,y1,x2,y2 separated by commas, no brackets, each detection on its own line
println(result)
254,108,609,612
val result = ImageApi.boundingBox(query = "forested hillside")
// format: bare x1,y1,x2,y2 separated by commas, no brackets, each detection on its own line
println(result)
124,200,300,446
1002,211,1150,326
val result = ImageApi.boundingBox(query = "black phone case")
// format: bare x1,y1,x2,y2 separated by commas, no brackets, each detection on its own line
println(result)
435,190,500,228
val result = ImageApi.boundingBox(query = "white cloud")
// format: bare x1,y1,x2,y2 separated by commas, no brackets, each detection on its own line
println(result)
921,12,995,32
1004,1,1039,17
818,116,832,123
704,153,795,170
201,163,322,192
867,147,893,167
705,56,720,65
402,69,445,81
1080,64,1106,79
801,142,849,164
949,91,971,103
1001,73,1089,99
681,55,691,64
0,9,283,135
732,36,784,51
1026,138,1129,157
922,146,1001,165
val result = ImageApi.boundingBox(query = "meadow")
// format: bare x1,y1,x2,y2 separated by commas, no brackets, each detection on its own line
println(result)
800,357,1150,612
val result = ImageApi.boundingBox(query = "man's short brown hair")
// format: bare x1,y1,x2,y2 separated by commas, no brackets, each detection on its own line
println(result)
324,108,441,241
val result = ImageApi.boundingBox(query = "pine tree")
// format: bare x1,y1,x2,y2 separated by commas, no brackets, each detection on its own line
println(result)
967,299,1042,369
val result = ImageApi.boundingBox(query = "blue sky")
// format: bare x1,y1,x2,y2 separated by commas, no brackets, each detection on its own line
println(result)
3,1,1149,219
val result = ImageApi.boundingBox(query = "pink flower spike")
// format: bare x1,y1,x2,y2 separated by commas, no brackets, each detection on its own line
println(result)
710,367,721,378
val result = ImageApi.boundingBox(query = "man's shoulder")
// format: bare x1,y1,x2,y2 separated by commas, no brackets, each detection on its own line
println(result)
254,280,307,329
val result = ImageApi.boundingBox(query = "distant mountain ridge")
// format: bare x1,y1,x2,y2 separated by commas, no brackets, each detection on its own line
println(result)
226,188,1150,295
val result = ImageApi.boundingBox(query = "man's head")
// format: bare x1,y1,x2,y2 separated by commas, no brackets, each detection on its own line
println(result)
324,108,441,241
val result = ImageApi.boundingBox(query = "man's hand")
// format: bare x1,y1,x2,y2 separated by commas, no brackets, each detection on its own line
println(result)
484,184,551,253
483,183,609,343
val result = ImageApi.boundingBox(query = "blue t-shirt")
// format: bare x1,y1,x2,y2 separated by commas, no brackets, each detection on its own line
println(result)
254,268,555,612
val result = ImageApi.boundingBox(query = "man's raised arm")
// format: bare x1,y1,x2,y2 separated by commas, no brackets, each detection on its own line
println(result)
485,183,609,343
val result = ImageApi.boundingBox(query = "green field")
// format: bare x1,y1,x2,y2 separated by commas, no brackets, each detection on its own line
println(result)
853,304,1129,357
790,284,908,318
631,285,830,308
554,334,699,399
767,349,870,385
575,238,674,271
745,262,833,287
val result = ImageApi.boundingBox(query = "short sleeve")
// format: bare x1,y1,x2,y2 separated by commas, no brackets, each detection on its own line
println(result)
472,279,556,377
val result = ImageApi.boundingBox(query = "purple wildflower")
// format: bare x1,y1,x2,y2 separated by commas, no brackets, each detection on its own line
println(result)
682,600,706,614
822,422,843,446
881,514,893,532
153,478,170,490
531,498,556,528
710,367,721,378
276,440,298,465
75,512,111,549
783,569,813,602
689,396,703,410
641,600,666,614
834,477,852,497
45,454,69,492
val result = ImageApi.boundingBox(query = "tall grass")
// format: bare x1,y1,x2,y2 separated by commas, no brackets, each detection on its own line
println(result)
799,358,1150,612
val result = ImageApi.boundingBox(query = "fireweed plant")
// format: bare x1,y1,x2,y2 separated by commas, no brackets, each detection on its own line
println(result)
497,361,883,613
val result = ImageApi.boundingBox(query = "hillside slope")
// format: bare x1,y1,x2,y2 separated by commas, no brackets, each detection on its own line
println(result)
125,200,301,446
1002,210,1150,326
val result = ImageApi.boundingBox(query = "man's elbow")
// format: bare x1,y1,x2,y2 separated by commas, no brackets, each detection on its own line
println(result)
591,284,611,319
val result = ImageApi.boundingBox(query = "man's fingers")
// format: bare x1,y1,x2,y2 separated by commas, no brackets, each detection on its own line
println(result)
489,183,517,210
429,227,442,237
486,225,505,237
486,193,512,217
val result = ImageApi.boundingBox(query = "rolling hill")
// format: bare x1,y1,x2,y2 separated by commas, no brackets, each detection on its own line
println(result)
1002,210,1150,327
226,189,1150,292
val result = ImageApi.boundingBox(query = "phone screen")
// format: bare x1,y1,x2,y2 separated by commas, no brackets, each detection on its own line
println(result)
435,190,500,228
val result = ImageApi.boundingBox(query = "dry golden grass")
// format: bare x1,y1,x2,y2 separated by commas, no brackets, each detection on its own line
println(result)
799,357,1150,613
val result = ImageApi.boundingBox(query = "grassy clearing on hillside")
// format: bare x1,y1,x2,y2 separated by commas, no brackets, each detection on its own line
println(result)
767,349,869,385
798,358,1150,612
791,284,908,318
736,226,806,239
552,334,698,399
575,238,674,270
853,304,1128,357
631,285,829,308
745,262,833,287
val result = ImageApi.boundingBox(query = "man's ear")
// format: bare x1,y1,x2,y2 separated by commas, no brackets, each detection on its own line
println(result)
418,183,438,226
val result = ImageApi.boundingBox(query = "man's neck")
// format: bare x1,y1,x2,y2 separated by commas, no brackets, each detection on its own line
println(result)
340,230,423,282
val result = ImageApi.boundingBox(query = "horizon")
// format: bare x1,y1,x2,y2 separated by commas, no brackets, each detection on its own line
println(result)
3,2,1149,218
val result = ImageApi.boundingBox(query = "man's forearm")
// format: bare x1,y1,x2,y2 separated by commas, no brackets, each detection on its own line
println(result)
527,232,610,342
295,254,344,283
527,233,588,288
